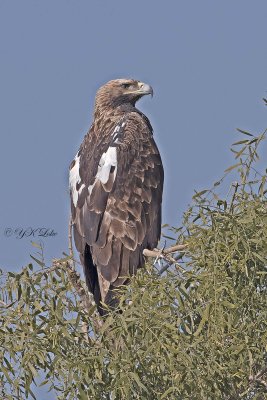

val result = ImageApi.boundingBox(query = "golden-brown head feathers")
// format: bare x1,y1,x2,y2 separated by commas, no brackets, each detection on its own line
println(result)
94,78,153,115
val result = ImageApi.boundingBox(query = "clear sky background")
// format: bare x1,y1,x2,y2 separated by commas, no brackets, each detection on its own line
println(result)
1,1,266,272
0,1,266,398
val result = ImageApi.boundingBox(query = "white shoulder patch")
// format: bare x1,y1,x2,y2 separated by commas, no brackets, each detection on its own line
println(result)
96,146,117,184
94,119,125,185
70,119,125,207
111,119,126,144
69,154,85,206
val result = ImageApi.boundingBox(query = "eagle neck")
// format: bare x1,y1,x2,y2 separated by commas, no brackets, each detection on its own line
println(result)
93,103,136,132
94,102,135,116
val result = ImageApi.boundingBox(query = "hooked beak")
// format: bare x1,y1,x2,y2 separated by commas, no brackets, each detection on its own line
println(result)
127,82,154,98
137,82,154,97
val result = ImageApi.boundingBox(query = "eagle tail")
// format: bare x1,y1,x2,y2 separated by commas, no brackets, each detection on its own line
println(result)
100,285,120,316
82,245,119,316
81,245,101,312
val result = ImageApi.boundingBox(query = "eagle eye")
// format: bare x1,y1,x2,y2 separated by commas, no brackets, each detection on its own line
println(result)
121,83,131,89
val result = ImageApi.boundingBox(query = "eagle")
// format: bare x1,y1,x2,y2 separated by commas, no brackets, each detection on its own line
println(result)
69,78,164,315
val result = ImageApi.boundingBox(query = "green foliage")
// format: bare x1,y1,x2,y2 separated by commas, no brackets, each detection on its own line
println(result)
0,130,267,399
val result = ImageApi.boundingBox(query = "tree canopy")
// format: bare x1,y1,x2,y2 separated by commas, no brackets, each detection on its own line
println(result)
0,128,267,399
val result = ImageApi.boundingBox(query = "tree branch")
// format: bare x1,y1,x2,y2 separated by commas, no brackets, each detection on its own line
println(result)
0,300,8,308
158,252,185,276
143,243,188,275
67,219,187,323
249,365,267,390
143,244,187,258
68,214,75,267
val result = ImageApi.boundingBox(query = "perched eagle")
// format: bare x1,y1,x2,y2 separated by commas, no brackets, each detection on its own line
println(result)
69,78,164,315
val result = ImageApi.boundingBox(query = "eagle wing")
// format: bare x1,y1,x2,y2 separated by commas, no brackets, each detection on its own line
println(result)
70,112,163,303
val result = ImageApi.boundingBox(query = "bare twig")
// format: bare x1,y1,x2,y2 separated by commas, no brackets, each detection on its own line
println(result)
249,365,267,389
229,182,239,213
257,379,267,389
0,300,8,308
158,252,185,276
0,298,17,312
33,263,63,276
68,215,75,267
255,366,267,381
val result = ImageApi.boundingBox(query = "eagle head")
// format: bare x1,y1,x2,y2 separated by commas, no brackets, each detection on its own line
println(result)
94,78,153,113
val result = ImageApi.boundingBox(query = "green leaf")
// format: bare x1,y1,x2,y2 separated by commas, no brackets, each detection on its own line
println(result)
30,254,45,267
31,241,42,249
232,139,249,146
213,181,221,187
27,362,38,377
193,189,208,199
17,284,22,301
3,357,14,374
236,128,254,136
39,379,50,387
79,387,89,400
0,365,13,384
221,301,237,309
194,304,211,337
224,162,241,173
129,372,149,393
160,386,177,399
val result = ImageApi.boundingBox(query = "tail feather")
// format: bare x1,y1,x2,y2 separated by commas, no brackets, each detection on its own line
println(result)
82,244,119,316
81,244,101,311
100,285,120,315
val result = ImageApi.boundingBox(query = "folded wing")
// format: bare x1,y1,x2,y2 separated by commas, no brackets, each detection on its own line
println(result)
70,112,163,306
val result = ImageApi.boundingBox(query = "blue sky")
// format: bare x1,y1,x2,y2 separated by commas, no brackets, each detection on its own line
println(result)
0,1,267,398
1,0,266,271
